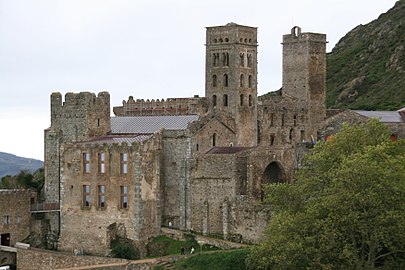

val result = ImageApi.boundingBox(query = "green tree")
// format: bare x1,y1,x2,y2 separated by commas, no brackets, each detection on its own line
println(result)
248,119,405,269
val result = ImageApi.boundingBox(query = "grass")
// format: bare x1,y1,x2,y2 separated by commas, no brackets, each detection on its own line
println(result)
173,249,249,270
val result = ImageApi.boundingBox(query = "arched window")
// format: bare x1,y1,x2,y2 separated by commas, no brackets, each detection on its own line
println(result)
222,53,229,66
240,74,244,87
249,95,253,106
247,54,252,67
212,75,217,87
212,95,217,107
223,94,228,106
212,133,216,147
240,94,244,106
240,53,244,67
248,75,252,88
213,53,219,66
223,74,228,87
293,114,297,126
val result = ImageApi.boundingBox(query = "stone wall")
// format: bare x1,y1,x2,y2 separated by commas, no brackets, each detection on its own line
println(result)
16,248,130,270
58,135,162,256
0,190,33,247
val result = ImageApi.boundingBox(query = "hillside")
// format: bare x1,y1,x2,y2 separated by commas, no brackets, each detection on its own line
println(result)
0,152,43,178
326,0,405,110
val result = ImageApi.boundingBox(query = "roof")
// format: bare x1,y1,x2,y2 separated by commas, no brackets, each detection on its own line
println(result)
205,147,255,154
111,115,199,134
87,134,153,145
354,110,404,123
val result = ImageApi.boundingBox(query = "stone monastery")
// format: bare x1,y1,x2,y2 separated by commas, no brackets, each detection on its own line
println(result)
43,23,405,256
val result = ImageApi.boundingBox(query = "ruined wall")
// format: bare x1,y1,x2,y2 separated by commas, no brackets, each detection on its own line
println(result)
58,135,162,256
45,92,111,203
113,96,202,116
0,190,33,247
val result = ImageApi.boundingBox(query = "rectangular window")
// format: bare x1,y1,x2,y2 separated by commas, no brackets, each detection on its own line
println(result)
98,185,106,208
82,185,91,208
98,152,105,174
17,214,21,224
83,153,90,174
120,186,128,209
120,153,128,175
3,215,10,225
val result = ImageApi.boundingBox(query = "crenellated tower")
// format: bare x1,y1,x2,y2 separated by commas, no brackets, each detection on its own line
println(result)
44,91,111,202
205,23,258,146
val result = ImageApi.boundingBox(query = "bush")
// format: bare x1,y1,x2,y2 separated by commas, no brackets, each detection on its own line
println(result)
111,237,140,260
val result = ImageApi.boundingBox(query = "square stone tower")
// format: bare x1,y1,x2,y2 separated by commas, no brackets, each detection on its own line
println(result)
205,23,258,146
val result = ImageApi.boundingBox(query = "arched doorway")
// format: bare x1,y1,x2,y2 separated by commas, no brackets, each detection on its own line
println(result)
261,162,286,201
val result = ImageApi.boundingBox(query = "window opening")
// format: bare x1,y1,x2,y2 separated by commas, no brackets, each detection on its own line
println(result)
98,152,105,174
223,74,228,87
223,94,228,106
240,74,244,87
240,53,244,67
82,185,91,208
212,74,217,87
212,133,216,147
240,94,244,106
248,75,252,88
120,153,128,175
249,95,253,106
212,95,217,107
98,185,106,208
120,186,128,209
83,153,90,174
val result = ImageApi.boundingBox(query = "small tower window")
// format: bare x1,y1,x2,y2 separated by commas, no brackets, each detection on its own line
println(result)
289,128,294,141
248,75,252,88
249,95,253,106
240,94,244,106
223,74,228,87
270,134,275,146
212,95,217,107
212,74,217,87
213,53,219,66
293,114,298,126
222,53,229,66
212,133,216,147
247,54,252,68
281,114,285,126
240,74,244,87
270,113,274,126
240,53,244,67
97,118,100,127
300,130,305,142
223,94,228,106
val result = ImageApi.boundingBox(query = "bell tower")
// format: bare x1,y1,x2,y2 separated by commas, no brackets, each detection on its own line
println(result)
205,23,258,146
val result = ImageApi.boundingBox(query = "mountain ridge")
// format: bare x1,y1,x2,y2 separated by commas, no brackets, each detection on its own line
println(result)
326,0,405,110
0,151,43,179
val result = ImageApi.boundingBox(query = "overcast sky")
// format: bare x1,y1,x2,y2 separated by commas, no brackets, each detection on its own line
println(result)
0,0,398,160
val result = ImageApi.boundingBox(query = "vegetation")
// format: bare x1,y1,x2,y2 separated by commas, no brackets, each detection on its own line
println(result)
248,120,405,269
174,249,249,270
326,0,405,110
147,234,219,257
0,168,44,193
111,237,140,260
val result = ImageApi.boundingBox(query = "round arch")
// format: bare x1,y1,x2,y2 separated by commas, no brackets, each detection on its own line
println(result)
261,161,286,201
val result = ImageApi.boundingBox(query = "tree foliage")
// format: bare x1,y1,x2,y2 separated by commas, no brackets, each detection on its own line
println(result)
248,119,405,269
0,168,44,193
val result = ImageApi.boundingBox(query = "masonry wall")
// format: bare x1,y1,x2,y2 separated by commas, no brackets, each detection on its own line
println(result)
0,190,33,247
161,130,192,230
58,135,162,256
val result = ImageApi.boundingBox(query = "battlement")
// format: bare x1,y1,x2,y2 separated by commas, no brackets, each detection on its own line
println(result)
282,26,326,44
113,95,201,116
206,23,257,46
